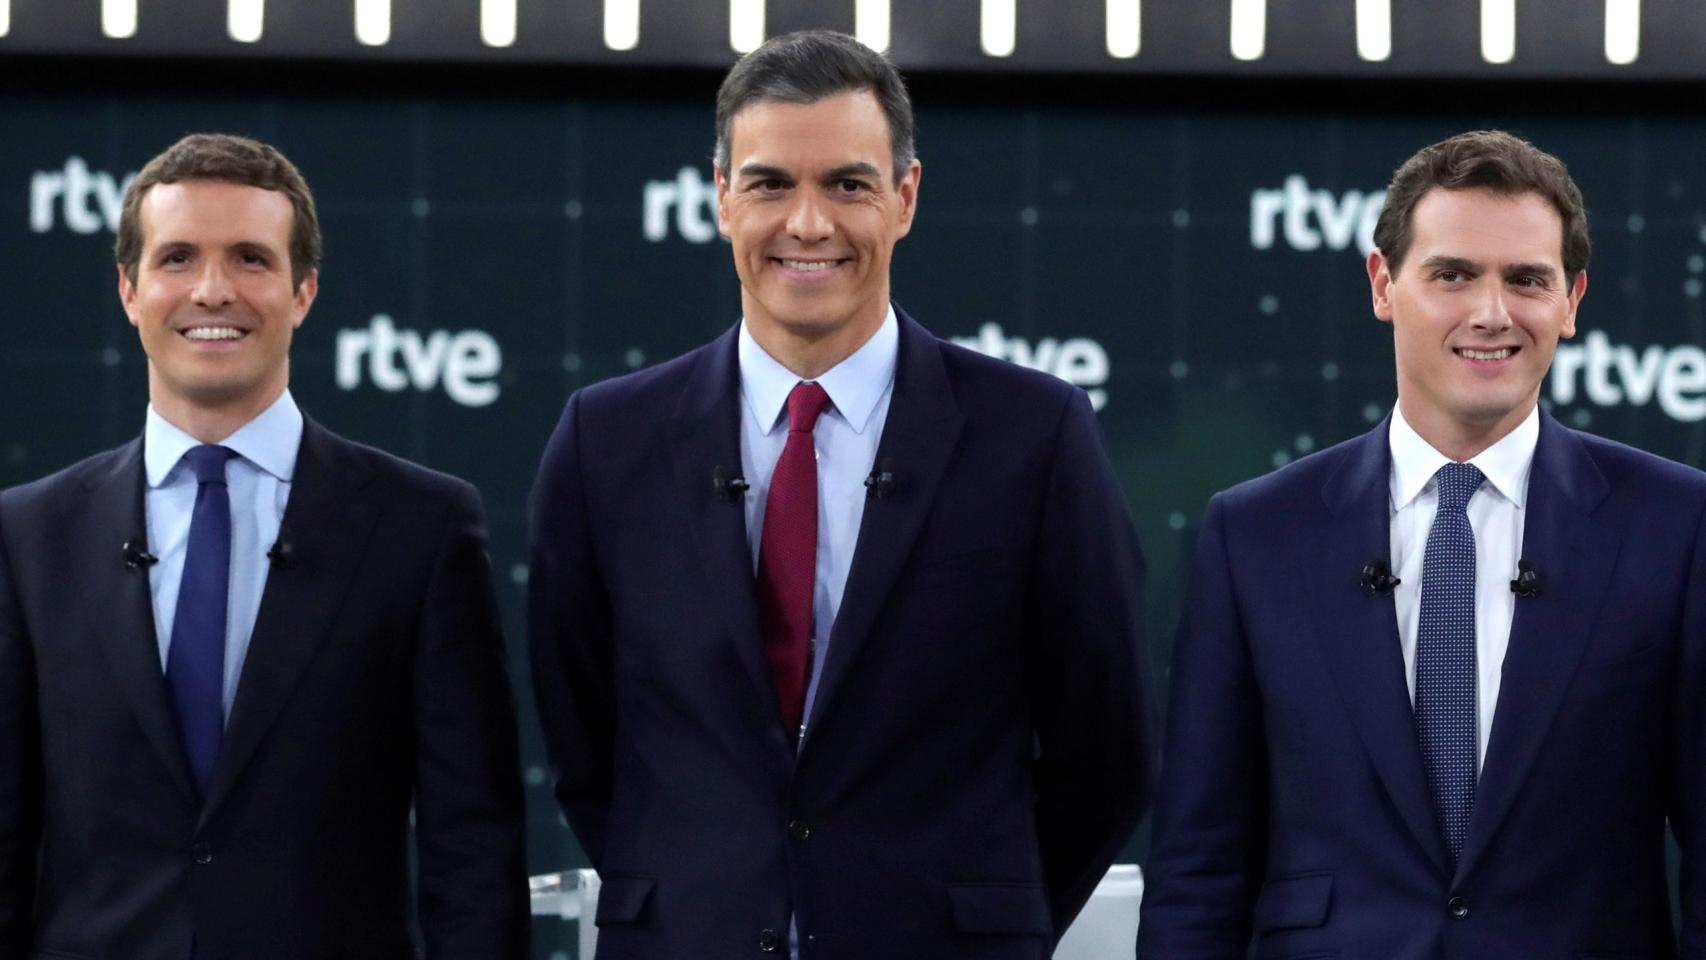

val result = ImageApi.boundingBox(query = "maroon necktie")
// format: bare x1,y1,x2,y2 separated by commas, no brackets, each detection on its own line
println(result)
756,381,832,736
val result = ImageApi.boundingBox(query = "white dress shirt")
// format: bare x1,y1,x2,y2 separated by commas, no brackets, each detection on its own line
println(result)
1388,402,1537,773
738,307,898,737
144,389,302,718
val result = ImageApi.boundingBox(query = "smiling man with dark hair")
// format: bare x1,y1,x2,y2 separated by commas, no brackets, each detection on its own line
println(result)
529,29,1154,960
0,132,528,960
1140,129,1706,957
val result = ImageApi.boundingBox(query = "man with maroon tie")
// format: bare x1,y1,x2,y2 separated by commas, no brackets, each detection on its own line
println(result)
527,28,1154,960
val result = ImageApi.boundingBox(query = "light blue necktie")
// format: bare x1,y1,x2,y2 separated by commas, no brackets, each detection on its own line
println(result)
1415,461,1484,864
166,444,235,799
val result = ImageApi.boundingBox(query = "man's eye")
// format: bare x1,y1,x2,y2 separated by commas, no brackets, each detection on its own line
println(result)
1436,270,1464,283
755,179,785,192
837,180,866,193
163,251,190,265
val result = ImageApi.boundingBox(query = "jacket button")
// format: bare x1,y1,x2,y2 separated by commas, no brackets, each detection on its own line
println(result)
1447,895,1469,919
758,928,781,952
191,842,213,865
787,819,811,841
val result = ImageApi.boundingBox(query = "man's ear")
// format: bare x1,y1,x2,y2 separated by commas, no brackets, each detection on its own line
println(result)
1368,249,1396,324
892,159,922,240
715,165,732,238
1560,268,1587,341
117,263,141,327
291,268,319,329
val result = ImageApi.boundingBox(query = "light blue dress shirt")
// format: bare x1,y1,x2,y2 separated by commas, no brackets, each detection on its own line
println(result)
737,306,898,737
144,389,301,719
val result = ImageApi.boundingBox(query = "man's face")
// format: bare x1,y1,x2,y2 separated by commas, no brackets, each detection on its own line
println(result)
716,89,919,347
119,179,315,419
1369,186,1585,442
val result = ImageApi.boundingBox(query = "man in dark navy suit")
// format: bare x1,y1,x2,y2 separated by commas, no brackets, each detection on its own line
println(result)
1139,130,1706,957
529,30,1154,960
0,133,527,960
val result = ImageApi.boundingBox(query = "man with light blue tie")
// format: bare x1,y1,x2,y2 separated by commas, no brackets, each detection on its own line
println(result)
0,133,528,960
1139,130,1706,956
529,30,1155,960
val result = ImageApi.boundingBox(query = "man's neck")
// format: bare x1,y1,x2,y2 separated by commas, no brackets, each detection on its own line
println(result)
743,303,888,381
149,382,287,445
1397,395,1535,463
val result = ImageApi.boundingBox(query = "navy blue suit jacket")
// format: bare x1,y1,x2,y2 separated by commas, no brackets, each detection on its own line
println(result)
528,309,1155,960
1139,411,1706,958
0,419,528,960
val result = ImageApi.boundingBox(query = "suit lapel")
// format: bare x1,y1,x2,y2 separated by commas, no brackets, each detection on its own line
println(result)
79,440,198,805
665,327,780,730
803,310,964,749
201,419,381,822
1316,419,1454,878
1456,412,1616,880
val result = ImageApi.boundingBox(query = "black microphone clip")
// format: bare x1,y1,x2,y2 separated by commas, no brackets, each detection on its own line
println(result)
1359,560,1400,597
122,540,158,571
864,458,897,499
1510,559,1540,599
711,466,749,503
267,540,294,565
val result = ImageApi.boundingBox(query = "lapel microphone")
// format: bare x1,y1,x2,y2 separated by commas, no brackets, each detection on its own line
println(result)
1359,560,1401,596
864,458,897,499
266,539,295,565
1510,560,1540,599
121,540,159,571
711,466,749,503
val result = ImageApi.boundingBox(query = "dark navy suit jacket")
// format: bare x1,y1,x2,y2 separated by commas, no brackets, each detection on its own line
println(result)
0,419,528,960
1139,411,1706,958
528,309,1155,960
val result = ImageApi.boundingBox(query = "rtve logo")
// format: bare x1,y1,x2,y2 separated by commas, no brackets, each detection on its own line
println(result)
643,167,720,244
30,157,136,235
1250,175,1385,256
335,315,503,408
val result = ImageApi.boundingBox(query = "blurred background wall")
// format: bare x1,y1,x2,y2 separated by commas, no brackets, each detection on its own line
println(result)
2,2,1704,954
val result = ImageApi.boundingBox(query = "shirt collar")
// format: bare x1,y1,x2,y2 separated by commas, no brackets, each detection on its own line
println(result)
144,389,305,488
1388,402,1539,511
738,305,899,436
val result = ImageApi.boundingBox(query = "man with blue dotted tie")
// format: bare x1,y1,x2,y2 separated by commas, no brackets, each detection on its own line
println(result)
0,133,528,960
1139,130,1706,956
529,30,1154,960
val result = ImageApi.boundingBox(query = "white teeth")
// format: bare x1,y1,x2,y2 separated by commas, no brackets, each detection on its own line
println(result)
782,259,838,272
183,327,245,341
1460,348,1512,361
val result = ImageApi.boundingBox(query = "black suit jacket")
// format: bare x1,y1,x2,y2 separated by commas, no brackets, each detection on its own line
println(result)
0,418,529,960
528,309,1155,960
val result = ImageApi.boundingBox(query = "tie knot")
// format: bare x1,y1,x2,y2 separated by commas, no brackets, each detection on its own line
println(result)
181,444,235,485
786,381,832,433
1434,461,1485,512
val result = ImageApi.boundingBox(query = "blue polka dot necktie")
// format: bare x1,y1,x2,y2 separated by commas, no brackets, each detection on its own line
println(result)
166,444,236,799
1416,460,1484,865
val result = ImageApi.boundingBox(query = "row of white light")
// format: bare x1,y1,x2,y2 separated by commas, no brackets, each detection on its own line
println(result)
1237,0,1639,65
54,0,1639,66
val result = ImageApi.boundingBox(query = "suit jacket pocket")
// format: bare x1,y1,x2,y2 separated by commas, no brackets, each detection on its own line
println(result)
946,882,1051,935
1252,872,1332,933
595,875,656,926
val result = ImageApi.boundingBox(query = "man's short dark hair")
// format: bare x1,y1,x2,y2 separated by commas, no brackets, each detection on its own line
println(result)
115,132,322,290
1373,129,1590,284
714,30,916,183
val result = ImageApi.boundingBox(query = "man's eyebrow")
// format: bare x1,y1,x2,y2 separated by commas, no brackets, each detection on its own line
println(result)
1502,261,1559,280
822,162,882,182
1416,255,1482,274
736,163,792,181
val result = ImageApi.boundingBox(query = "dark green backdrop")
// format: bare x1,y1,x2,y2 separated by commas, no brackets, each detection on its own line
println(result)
4,83,1705,956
